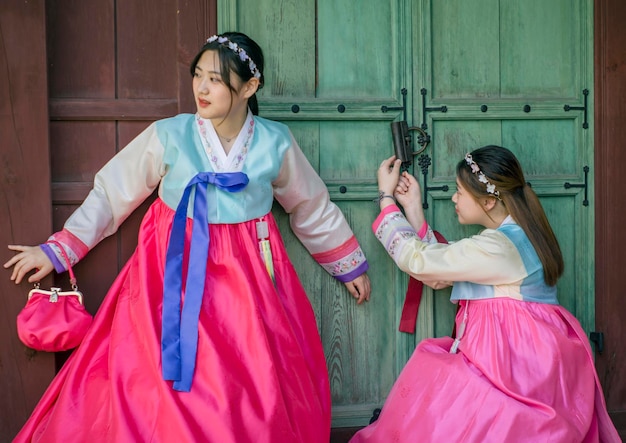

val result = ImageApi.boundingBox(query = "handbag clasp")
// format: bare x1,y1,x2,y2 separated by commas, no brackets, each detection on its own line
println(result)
49,288,61,303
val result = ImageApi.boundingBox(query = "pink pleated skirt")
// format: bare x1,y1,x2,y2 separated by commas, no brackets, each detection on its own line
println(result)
351,298,620,443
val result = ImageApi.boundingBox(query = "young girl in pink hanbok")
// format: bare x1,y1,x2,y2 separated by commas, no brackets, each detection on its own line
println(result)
352,146,620,442
5,32,370,443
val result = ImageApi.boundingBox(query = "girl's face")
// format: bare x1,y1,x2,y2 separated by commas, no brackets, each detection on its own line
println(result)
192,50,249,121
451,179,488,226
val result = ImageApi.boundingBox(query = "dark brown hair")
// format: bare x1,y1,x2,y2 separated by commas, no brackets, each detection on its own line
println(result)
456,145,564,286
189,32,264,115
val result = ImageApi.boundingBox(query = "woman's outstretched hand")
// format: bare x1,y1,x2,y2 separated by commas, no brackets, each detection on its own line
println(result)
344,273,371,304
4,245,53,284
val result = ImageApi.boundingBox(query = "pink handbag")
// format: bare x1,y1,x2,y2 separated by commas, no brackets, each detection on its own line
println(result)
16,241,92,352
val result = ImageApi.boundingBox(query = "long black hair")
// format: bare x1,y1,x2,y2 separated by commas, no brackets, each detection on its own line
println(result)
189,32,264,115
456,145,564,286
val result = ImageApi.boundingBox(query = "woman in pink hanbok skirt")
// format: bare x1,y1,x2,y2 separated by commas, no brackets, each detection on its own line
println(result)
5,32,370,443
352,146,620,443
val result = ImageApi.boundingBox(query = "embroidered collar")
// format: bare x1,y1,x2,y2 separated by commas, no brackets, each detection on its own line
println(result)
195,112,255,172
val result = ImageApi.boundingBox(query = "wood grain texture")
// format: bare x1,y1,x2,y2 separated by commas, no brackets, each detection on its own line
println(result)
0,1,56,440
594,0,626,427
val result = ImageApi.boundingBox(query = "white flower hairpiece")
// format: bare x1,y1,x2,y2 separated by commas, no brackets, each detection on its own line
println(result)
465,153,500,198
207,35,262,80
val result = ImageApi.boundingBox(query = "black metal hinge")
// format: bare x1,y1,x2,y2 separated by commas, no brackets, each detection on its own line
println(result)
564,89,589,129
563,166,589,207
420,88,447,131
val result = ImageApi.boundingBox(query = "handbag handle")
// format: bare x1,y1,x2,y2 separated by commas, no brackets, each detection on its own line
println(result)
46,240,78,289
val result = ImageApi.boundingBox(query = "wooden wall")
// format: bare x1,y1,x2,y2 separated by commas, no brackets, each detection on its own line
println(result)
0,0,57,439
594,0,626,437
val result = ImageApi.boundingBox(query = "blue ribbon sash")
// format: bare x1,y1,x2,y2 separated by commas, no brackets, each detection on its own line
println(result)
161,171,249,392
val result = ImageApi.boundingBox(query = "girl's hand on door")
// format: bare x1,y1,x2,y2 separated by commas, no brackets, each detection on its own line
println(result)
344,272,371,304
4,245,53,284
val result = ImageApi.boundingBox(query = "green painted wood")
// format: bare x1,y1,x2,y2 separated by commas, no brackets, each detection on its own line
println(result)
219,0,413,427
430,0,583,100
219,0,594,427
422,0,594,338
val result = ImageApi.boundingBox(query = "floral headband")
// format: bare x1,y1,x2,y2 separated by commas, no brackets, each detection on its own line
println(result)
207,35,262,80
465,153,500,198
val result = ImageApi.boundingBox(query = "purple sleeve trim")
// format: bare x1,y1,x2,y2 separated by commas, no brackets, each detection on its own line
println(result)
40,243,66,273
334,261,369,283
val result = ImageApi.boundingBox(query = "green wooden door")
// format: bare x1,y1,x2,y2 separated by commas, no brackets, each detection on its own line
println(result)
417,0,594,341
218,0,594,427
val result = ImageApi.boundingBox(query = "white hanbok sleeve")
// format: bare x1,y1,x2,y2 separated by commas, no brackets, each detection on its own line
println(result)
373,208,526,285
50,123,166,265
272,135,368,281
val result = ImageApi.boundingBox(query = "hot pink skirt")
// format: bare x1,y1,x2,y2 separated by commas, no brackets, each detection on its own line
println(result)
14,199,331,443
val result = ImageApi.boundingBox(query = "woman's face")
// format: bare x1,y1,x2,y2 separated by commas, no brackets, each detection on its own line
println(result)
192,50,247,121
451,179,487,226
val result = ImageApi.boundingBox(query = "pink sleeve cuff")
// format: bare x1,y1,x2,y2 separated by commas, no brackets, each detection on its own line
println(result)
372,204,401,233
311,235,369,282
417,220,429,238
46,228,90,270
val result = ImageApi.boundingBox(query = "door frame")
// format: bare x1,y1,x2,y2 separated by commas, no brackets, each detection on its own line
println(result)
593,0,626,435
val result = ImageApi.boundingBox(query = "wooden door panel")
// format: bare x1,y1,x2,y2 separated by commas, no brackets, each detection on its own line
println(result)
117,0,179,99
225,0,603,430
46,1,215,317
421,0,594,339
46,0,116,98
429,118,582,179
50,122,117,182
234,1,317,96
221,0,412,426
319,121,391,180
499,0,581,99
317,2,394,98
430,0,501,98
502,120,580,176
430,0,583,100
277,123,402,419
